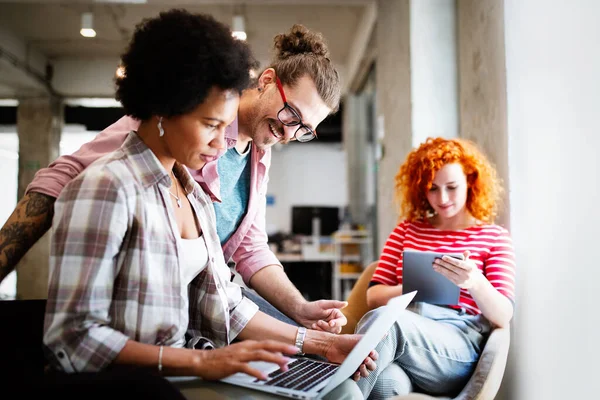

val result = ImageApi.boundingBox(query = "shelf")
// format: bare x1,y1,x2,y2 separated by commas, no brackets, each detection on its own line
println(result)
331,229,373,300
338,255,361,262
302,254,336,262
333,238,372,244
333,230,370,237
338,273,363,279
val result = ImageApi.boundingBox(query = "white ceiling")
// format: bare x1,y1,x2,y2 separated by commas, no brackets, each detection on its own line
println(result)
0,0,377,98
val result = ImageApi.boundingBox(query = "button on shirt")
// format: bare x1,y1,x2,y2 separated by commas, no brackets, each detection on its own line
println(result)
43,132,259,373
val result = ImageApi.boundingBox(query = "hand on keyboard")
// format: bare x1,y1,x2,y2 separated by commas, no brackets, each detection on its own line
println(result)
193,340,298,381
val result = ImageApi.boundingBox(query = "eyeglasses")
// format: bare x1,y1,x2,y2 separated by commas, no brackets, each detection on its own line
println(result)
274,77,317,143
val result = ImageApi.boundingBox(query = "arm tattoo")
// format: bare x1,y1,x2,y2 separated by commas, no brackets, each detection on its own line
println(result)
0,192,56,282
26,192,55,217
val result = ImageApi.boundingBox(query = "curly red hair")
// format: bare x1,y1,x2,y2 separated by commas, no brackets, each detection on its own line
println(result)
395,137,503,224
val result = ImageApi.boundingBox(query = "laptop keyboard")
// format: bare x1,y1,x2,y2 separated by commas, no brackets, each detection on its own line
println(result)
254,358,339,392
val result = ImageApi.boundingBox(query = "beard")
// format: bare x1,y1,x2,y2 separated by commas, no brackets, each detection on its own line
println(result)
249,118,281,150
240,99,282,149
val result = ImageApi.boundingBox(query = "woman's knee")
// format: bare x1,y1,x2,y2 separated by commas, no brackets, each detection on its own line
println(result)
370,364,413,398
323,379,364,400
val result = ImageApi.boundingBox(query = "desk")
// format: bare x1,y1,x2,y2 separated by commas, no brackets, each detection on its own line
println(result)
171,378,282,399
274,252,336,263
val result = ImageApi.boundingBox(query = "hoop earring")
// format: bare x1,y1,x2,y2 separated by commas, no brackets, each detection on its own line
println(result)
158,117,164,137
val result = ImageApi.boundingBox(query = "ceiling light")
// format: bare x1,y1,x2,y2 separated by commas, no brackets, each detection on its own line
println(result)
80,12,96,38
232,15,247,41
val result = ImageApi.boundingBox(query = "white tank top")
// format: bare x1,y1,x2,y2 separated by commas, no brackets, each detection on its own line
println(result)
178,235,209,285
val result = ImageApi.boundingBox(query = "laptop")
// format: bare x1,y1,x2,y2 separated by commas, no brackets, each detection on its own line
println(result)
216,290,417,399
402,249,462,305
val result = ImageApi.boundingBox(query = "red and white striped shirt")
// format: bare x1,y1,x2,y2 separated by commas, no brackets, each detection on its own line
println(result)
371,220,516,315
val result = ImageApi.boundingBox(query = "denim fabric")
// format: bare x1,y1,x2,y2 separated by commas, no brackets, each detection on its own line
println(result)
241,288,299,327
355,302,491,399
323,379,365,400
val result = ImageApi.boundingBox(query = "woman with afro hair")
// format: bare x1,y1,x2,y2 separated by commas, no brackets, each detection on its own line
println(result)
354,137,516,398
40,9,370,399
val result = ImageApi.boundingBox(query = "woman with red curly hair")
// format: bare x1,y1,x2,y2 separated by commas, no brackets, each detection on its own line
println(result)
354,137,516,398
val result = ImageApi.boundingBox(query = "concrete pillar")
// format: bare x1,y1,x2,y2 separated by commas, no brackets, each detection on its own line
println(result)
376,0,458,250
457,2,513,398
343,93,370,226
16,96,62,299
411,0,459,146
375,0,412,250
458,0,510,228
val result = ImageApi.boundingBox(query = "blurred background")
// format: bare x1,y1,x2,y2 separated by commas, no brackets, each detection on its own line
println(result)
1,0,598,399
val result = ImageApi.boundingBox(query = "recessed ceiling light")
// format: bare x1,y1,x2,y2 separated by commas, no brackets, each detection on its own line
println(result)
80,12,96,38
232,15,247,41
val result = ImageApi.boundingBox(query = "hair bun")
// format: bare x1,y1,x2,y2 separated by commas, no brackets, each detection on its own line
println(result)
273,24,330,60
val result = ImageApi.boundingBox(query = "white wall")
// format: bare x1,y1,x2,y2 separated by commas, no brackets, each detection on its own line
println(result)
266,143,347,235
0,130,18,298
505,0,600,398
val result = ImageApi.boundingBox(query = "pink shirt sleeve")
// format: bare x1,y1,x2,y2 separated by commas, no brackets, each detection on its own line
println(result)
25,116,140,198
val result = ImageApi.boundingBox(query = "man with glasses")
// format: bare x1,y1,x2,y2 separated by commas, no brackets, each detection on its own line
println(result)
0,25,348,336
273,77,319,143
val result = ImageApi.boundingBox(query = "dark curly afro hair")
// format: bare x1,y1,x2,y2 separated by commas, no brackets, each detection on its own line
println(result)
115,9,258,120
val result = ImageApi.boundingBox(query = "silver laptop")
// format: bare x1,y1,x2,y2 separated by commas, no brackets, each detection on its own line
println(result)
216,291,417,399
402,249,462,305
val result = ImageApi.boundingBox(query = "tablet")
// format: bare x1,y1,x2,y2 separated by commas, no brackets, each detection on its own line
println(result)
402,249,463,305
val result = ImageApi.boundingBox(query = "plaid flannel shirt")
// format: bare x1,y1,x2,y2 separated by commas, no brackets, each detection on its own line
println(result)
43,131,259,373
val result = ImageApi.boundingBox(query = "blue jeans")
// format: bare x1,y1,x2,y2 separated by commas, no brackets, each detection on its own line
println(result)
355,302,491,399
241,288,299,326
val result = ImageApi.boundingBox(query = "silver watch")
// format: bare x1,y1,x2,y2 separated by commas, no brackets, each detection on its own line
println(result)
294,326,307,355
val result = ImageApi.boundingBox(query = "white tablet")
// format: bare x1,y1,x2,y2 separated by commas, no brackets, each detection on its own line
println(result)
402,249,463,305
